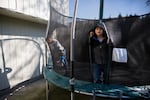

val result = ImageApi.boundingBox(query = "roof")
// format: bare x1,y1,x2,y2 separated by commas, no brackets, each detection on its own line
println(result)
0,7,48,24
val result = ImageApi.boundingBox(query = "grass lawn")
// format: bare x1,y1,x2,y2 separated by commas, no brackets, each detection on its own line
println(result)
6,79,131,100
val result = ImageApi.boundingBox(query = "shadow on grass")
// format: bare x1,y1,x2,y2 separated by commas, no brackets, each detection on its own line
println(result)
7,79,134,100
48,84,129,100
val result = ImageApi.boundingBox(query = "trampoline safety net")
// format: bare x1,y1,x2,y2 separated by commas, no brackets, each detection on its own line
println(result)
46,0,150,86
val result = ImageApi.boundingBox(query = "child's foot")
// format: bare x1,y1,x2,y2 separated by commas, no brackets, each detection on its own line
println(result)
94,80,103,84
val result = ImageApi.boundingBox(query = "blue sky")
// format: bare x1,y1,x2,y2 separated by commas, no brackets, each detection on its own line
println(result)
69,0,150,19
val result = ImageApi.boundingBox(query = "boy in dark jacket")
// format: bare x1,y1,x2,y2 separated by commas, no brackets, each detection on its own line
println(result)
90,24,108,83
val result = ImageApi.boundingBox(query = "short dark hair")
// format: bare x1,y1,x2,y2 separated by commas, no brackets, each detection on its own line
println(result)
94,23,105,30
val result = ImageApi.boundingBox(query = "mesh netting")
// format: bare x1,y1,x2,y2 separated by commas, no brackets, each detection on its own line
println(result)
46,1,150,86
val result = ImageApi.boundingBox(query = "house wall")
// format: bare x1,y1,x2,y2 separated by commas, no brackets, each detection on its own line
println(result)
0,0,69,20
0,0,69,90
0,0,49,20
0,15,46,90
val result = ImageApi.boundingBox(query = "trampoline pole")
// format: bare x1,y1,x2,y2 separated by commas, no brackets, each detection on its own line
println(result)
46,80,50,100
99,0,104,22
93,89,96,100
99,0,111,84
70,0,79,100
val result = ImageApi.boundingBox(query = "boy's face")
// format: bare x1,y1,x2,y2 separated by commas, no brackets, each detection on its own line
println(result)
47,38,53,43
95,27,103,36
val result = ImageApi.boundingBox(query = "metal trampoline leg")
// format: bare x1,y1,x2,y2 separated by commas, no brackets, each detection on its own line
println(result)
46,80,50,100
93,89,96,100
119,91,122,100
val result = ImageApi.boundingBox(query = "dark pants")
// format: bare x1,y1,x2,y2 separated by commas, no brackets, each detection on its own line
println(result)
93,64,107,83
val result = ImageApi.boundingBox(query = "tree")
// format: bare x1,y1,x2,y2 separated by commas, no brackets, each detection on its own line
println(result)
146,0,150,5
118,13,122,18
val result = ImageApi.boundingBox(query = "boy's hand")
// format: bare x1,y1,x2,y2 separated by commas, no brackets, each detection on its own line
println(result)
90,31,94,37
57,55,65,67
57,60,64,67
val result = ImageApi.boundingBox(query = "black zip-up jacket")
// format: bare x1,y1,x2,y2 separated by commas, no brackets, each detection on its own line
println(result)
91,36,108,64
